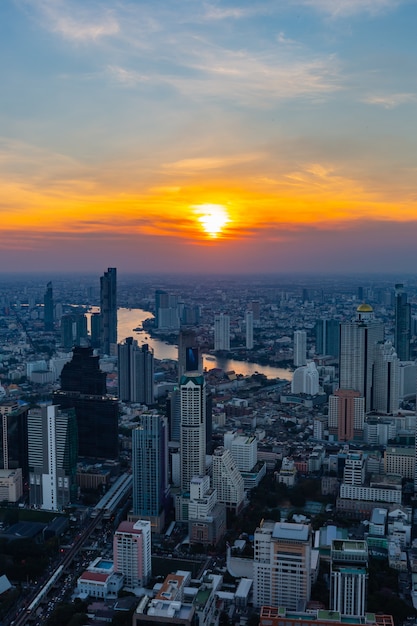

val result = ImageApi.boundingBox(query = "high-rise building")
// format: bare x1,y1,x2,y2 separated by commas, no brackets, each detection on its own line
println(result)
245,310,254,350
118,338,154,405
113,520,151,589
293,330,307,367
224,432,257,472
44,281,54,331
178,328,202,381
339,304,384,412
214,313,230,351
291,361,319,395
373,341,400,414
28,405,78,511
330,539,368,617
188,475,226,546
254,521,312,610
0,401,29,480
394,284,411,361
132,414,169,533
61,313,88,351
212,447,245,513
180,373,206,492
328,390,365,442
54,346,119,460
90,312,102,349
315,318,340,357
155,290,180,330
100,267,117,355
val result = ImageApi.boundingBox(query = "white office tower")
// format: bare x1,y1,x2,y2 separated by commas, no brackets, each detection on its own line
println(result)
339,304,384,412
180,374,206,492
291,361,319,395
343,452,366,486
212,447,245,513
28,405,77,511
373,341,399,414
245,310,254,350
113,520,151,589
254,521,312,610
224,432,257,472
214,313,230,351
330,539,368,617
293,330,307,367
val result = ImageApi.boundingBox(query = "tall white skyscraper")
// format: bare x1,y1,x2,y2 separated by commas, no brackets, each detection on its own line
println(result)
245,310,254,350
180,373,206,492
254,521,312,610
339,304,384,412
293,330,307,366
28,405,78,511
214,313,230,351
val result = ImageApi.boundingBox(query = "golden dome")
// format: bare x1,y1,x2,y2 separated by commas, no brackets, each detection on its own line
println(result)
356,303,373,312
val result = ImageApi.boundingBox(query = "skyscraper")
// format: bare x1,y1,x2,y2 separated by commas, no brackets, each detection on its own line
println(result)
60,313,88,351
339,304,384,412
293,330,307,366
373,341,400,414
328,389,365,442
212,447,245,514
180,373,206,492
54,346,119,460
315,318,340,357
394,283,411,361
132,413,169,533
254,521,312,610
44,281,54,331
178,328,202,381
0,401,29,479
100,267,117,355
118,339,154,405
214,313,230,351
28,405,78,511
245,310,254,350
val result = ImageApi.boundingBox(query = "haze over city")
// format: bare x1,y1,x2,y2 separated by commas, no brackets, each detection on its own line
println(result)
1,0,417,274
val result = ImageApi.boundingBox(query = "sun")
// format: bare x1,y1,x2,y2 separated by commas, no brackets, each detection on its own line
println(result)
193,203,230,238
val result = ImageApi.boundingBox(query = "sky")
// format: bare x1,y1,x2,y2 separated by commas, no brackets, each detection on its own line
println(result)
1,0,417,274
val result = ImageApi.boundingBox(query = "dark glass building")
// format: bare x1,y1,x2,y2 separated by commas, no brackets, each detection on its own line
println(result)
394,283,411,361
60,313,88,351
0,401,29,480
44,281,54,331
315,318,340,358
54,346,119,460
100,267,117,355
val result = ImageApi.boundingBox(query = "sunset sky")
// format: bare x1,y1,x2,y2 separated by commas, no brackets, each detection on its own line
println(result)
1,0,417,274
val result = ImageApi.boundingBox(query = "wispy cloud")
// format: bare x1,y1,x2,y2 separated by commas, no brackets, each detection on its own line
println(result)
163,153,262,173
21,0,120,41
363,92,417,109
299,0,401,17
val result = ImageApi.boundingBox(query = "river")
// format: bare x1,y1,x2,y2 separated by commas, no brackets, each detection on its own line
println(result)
116,308,292,381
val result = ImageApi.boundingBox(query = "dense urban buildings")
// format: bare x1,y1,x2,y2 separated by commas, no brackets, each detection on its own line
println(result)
0,272,416,625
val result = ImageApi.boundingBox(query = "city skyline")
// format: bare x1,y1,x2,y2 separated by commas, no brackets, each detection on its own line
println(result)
1,1,417,274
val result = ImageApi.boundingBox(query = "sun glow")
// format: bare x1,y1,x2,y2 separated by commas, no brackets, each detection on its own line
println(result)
194,203,231,238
